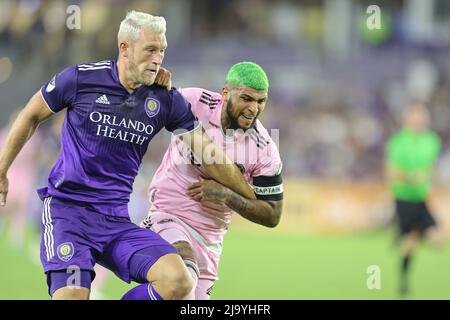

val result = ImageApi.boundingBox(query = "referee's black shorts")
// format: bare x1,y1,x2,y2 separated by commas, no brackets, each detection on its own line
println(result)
395,199,437,236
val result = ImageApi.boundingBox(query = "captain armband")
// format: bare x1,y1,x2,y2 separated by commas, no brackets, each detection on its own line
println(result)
252,174,284,201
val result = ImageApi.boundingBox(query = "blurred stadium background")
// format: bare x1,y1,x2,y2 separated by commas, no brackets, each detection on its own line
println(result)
1,0,450,299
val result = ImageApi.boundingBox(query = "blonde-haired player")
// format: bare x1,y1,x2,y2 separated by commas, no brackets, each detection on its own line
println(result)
0,9,256,300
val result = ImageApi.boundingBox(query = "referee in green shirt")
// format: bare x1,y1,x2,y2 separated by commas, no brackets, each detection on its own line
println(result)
385,102,444,296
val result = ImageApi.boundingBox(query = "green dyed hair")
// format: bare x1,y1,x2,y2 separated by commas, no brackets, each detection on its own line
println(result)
225,61,269,91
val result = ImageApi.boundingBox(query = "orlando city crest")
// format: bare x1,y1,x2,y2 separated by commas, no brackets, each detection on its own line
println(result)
145,98,160,118
57,242,74,262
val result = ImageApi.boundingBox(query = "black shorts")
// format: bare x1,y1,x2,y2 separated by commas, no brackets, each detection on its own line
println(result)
395,199,437,236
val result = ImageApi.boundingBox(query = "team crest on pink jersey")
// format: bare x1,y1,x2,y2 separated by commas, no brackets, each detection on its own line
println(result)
145,98,160,118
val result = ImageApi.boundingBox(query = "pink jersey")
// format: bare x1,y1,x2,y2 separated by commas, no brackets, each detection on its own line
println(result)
148,88,282,244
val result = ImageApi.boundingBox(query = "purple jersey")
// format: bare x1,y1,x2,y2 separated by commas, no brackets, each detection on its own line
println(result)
38,60,197,217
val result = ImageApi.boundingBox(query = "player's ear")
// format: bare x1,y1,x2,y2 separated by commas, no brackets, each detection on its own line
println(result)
221,86,229,100
119,41,129,58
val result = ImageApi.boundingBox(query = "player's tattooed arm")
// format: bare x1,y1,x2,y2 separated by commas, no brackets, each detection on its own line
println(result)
0,91,54,206
226,190,282,228
187,178,282,227
180,127,257,200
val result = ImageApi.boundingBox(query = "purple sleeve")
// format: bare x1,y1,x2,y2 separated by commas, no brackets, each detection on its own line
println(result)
40,66,78,113
164,89,198,133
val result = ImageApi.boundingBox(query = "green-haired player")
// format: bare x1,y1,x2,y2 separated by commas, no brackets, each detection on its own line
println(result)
221,62,270,130
385,101,445,297
140,61,284,299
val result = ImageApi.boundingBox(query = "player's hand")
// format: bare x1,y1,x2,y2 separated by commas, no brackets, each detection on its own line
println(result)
187,177,229,204
155,67,172,90
0,174,8,207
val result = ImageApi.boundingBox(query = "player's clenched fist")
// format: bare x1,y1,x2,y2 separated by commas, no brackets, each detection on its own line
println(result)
0,174,8,207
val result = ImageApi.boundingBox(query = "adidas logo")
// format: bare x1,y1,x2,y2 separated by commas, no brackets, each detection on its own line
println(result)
95,95,110,105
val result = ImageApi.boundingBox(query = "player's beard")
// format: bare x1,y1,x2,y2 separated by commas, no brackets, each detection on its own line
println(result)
140,68,157,86
226,99,257,132
129,60,155,87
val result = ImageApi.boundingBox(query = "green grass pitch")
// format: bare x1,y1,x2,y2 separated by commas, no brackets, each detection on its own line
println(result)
1,226,449,299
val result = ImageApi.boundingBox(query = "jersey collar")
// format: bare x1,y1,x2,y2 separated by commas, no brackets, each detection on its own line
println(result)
209,100,224,128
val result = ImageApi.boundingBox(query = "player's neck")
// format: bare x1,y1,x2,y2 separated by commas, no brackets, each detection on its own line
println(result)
221,107,232,133
117,59,141,93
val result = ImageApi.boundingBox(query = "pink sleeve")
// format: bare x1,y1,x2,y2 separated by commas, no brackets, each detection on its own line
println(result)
251,136,284,201
252,140,283,177
178,88,203,115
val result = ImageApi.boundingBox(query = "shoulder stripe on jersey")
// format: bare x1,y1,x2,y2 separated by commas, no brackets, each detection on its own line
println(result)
249,133,268,149
250,128,269,145
78,61,111,68
200,97,221,103
200,98,221,104
78,66,112,71
248,134,265,149
93,60,111,65
198,91,222,109
249,131,268,148
199,98,220,109
252,126,269,142
200,92,220,102
199,98,220,106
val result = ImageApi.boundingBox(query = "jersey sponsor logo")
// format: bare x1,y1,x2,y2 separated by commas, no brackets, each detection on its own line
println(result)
253,184,283,195
89,111,154,145
95,94,110,105
46,75,56,92
57,242,74,262
145,98,160,118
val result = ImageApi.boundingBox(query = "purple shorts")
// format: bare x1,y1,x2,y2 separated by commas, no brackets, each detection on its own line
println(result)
40,196,177,287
